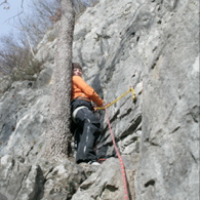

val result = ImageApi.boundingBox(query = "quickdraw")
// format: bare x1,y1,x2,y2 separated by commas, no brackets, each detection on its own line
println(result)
95,86,135,110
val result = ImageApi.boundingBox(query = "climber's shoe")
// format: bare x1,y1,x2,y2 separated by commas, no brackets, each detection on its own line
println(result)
88,160,100,165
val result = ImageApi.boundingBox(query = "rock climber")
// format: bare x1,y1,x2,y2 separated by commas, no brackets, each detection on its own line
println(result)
70,63,106,165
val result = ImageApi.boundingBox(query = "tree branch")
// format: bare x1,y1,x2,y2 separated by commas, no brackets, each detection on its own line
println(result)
0,0,8,7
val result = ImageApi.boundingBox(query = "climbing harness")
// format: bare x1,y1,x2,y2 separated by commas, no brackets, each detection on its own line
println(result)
96,86,136,200
72,106,88,123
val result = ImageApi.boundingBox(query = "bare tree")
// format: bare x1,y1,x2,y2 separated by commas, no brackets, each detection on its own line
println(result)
16,0,60,47
0,0,9,7
34,0,99,160
0,34,30,74
42,0,75,159
0,0,60,76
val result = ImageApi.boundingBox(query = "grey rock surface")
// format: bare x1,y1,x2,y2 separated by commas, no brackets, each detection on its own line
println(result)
0,155,44,200
41,159,86,200
0,0,199,200
0,79,51,162
135,1,199,200
72,155,138,200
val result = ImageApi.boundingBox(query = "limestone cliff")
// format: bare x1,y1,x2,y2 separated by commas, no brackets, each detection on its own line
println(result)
0,0,199,200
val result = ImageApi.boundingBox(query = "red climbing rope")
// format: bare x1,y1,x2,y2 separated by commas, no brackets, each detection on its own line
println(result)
95,87,135,199
105,108,129,200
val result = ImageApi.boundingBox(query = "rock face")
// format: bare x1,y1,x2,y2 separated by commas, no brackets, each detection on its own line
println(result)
0,0,199,200
135,1,199,200
0,155,44,200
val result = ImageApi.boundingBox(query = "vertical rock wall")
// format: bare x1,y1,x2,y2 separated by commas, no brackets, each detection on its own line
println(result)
73,0,199,199
0,0,199,199
136,1,199,200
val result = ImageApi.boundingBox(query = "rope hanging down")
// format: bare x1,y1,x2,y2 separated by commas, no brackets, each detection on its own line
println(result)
96,87,136,200
105,108,129,200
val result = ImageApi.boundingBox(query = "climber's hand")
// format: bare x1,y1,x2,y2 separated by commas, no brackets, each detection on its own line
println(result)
102,102,111,108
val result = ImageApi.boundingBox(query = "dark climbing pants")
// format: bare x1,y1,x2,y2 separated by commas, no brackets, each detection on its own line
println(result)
73,105,101,163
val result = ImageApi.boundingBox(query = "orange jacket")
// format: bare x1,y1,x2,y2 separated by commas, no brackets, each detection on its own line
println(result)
71,75,104,106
